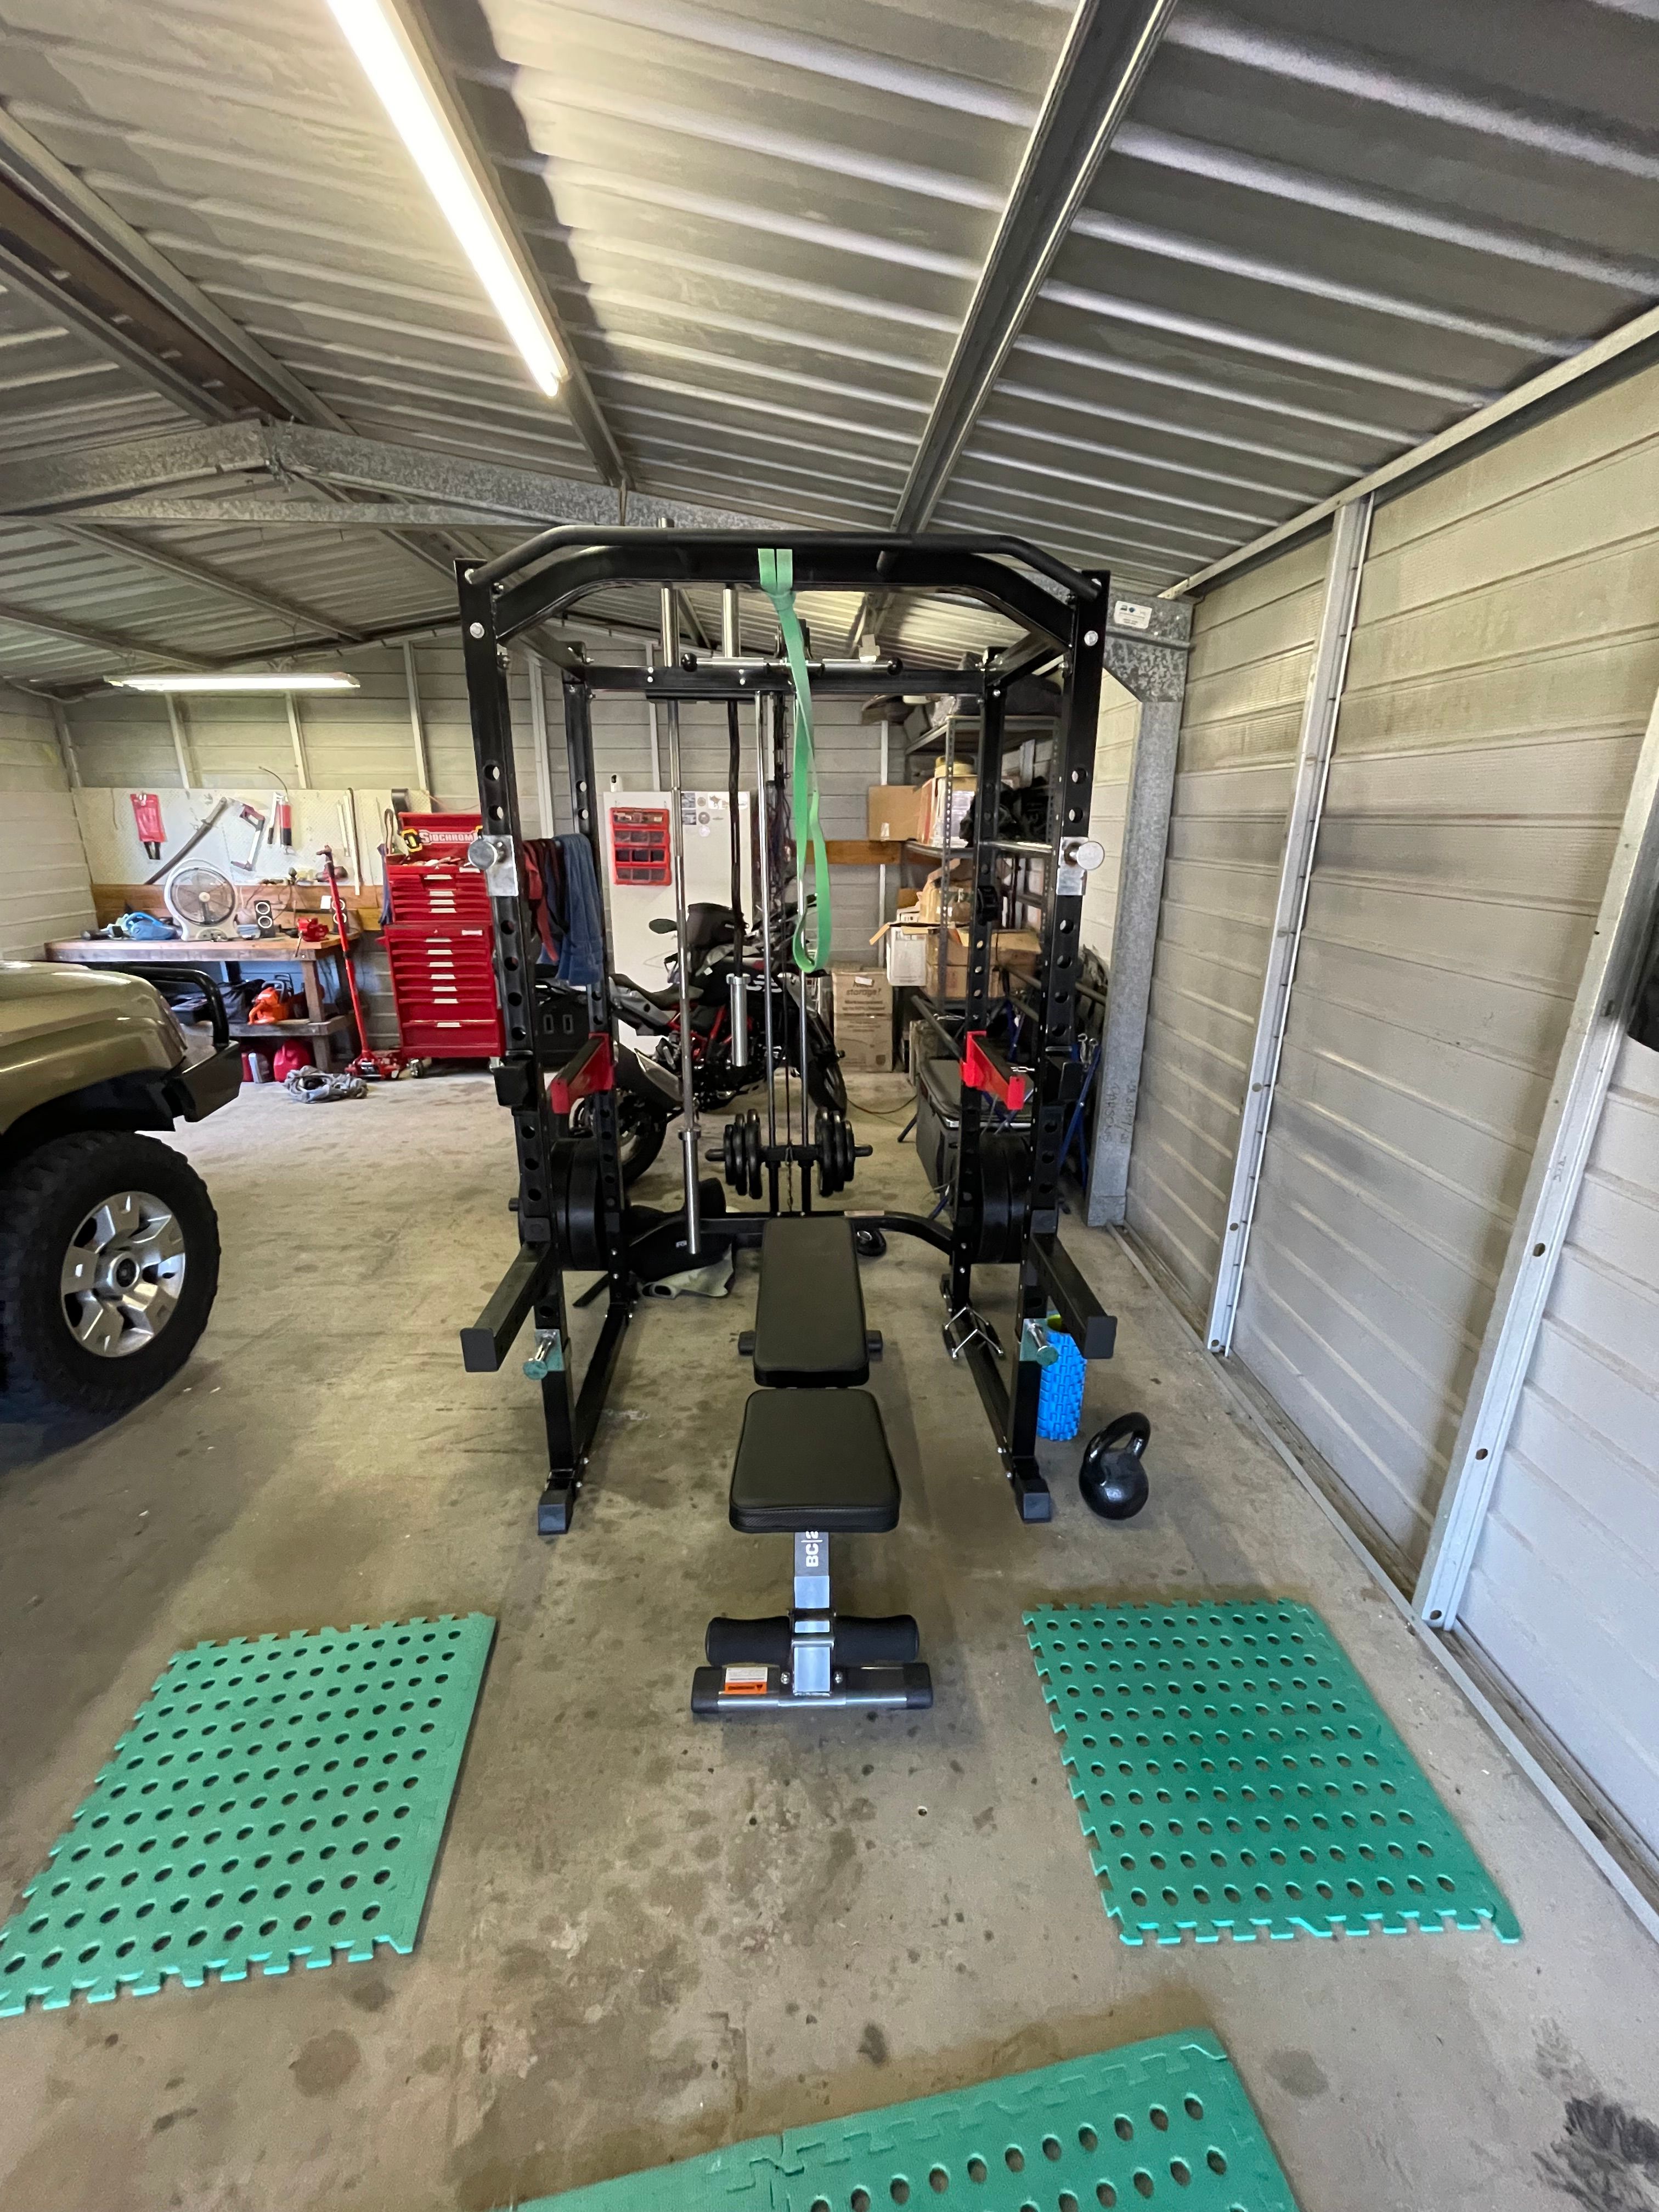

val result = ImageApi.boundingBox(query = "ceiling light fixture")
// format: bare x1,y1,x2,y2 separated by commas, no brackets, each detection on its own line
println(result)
323,0,564,398
107,673,362,693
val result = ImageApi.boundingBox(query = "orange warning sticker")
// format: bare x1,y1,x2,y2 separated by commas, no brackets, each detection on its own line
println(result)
723,1665,769,1695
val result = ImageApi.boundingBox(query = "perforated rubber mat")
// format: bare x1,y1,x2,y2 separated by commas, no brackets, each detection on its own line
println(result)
1026,1600,1520,1948
1,1613,494,2015
516,2030,1297,2212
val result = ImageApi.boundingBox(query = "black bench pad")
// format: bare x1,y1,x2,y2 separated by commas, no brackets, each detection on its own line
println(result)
730,1389,899,1533
752,1215,868,1386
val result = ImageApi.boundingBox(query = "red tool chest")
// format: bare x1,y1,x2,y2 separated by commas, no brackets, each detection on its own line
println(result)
383,856,503,1059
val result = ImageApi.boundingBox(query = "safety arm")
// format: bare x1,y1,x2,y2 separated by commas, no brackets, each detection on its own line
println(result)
962,1031,1029,1112
547,1032,614,1114
461,1243,558,1372
1030,1234,1116,1360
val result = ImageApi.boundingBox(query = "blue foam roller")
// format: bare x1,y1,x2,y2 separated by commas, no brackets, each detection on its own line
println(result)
1037,1330,1086,1440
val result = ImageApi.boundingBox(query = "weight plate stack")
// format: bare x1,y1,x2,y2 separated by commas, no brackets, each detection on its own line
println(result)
721,1111,764,1200
549,1137,606,1268
959,1126,1030,1263
814,1108,857,1197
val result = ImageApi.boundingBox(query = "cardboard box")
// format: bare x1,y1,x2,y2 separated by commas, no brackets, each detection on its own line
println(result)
915,776,975,849
884,924,929,986
866,785,922,842
925,927,1042,1002
832,963,894,1017
836,1013,893,1073
994,928,1042,978
926,928,969,1001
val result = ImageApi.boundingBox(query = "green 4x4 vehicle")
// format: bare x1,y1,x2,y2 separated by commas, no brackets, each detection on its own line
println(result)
0,961,241,1419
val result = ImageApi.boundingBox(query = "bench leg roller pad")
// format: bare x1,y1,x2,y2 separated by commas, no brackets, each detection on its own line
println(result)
693,1662,933,1715
694,1533,931,1718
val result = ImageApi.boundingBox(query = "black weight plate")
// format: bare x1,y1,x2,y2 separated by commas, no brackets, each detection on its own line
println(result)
550,1138,606,1268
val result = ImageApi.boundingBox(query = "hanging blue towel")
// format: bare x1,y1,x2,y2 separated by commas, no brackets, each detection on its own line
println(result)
554,832,605,989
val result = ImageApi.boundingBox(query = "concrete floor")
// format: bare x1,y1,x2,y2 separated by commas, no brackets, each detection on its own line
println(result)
1,1071,1656,2212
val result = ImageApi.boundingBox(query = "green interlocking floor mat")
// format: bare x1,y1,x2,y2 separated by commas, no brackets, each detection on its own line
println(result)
1026,1599,1520,1948
1,1613,494,2015
514,2030,1297,2212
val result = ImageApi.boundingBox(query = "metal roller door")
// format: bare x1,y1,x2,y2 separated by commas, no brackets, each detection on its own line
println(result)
1124,533,1328,1322
1230,363,1659,1579
1455,1031,1659,1877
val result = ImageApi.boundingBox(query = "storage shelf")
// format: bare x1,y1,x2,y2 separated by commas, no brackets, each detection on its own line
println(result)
232,1016,352,1041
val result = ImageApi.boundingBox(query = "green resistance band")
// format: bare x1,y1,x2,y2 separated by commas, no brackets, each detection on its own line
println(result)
758,546,831,974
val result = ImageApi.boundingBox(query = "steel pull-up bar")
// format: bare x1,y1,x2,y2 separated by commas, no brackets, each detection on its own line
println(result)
465,525,1097,600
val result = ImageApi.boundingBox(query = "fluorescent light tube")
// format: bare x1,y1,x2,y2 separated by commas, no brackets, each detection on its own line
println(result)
108,674,362,693
324,0,564,397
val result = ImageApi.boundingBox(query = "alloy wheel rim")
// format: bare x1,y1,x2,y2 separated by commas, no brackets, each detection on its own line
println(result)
60,1189,187,1358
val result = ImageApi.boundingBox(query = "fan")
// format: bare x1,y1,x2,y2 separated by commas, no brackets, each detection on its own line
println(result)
164,863,237,936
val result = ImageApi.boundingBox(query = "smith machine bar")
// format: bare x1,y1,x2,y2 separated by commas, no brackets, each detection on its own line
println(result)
455,528,1130,1536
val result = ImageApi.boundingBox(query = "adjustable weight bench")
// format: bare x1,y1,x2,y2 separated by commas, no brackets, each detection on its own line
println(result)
739,1215,881,1383
692,1216,932,1717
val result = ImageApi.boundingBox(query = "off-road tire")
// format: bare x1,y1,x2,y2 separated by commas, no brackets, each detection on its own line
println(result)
0,1132,220,1420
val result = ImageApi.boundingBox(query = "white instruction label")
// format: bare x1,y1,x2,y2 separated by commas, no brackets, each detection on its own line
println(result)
1113,599,1153,631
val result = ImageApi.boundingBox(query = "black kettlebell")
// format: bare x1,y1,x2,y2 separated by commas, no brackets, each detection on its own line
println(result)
1079,1411,1152,1521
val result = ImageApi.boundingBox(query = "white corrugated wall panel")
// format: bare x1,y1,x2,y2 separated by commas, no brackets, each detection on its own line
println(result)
1231,358,1659,1577
0,686,93,960
1123,531,1329,1321
1458,1032,1659,1872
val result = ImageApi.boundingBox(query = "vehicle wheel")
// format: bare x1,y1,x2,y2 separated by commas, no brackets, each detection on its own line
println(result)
0,1132,220,1420
570,1092,667,1184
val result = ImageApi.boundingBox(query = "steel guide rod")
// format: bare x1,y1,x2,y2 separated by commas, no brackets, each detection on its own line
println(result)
661,577,702,1261
754,693,780,1211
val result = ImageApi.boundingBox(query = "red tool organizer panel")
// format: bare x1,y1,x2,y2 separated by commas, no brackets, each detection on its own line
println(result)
609,804,672,885
384,857,502,1058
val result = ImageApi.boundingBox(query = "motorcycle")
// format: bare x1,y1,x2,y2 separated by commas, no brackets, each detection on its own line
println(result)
591,900,845,1184
567,1048,679,1184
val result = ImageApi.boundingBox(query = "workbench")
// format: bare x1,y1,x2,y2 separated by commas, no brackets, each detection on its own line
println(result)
46,934,356,1065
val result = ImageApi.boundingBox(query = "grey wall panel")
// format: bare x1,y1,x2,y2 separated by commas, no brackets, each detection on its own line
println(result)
1081,681,1139,970
0,685,93,960
1123,531,1328,1319
1459,1034,1659,1869
1231,354,1659,1573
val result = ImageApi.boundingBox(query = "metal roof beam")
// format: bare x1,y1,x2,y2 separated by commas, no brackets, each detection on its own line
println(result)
891,0,1178,533
0,422,770,530
49,523,368,642
0,131,336,430
0,424,272,514
0,600,219,669
0,121,483,597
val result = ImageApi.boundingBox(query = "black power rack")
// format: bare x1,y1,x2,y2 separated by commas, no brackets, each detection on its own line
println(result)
455,528,1124,1535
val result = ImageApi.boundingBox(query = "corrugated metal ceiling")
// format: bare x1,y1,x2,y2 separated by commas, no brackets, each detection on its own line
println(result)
0,0,1656,684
